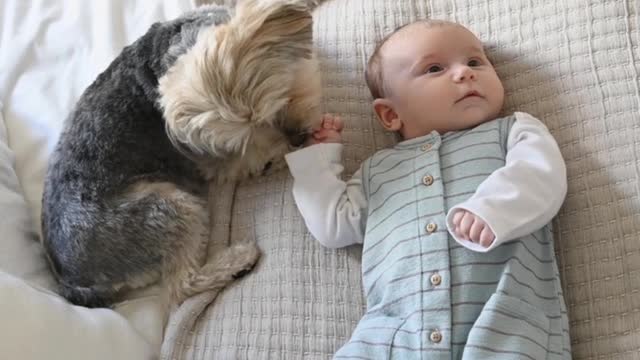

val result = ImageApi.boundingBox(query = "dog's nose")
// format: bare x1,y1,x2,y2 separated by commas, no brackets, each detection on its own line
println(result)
288,131,309,147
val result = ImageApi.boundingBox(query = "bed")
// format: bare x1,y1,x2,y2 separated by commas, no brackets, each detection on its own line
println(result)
1,0,638,359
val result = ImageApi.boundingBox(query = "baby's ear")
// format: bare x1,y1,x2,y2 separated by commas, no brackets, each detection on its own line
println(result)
373,98,402,132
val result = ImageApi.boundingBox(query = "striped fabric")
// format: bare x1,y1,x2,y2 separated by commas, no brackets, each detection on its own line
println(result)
332,116,570,359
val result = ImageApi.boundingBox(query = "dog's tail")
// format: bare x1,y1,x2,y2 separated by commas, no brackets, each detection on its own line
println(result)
159,0,314,158
58,281,115,308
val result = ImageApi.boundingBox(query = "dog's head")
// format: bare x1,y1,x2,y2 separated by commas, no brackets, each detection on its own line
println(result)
159,0,322,182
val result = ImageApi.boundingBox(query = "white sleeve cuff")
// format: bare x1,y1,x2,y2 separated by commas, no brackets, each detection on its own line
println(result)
285,143,343,180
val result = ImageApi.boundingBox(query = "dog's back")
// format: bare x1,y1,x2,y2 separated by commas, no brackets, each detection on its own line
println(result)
41,7,230,307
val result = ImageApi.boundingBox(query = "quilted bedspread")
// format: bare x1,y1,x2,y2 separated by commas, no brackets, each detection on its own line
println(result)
161,0,640,359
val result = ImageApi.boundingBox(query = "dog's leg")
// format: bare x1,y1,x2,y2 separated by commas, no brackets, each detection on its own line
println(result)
171,241,260,303
155,182,260,305
154,189,210,305
43,180,211,308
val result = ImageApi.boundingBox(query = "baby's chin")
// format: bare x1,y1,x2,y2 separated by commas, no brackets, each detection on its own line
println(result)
454,107,501,130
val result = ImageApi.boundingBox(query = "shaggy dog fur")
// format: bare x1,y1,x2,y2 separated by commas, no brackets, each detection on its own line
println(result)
41,0,321,308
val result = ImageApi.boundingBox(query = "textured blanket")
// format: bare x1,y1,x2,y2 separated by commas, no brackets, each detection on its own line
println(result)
162,0,640,359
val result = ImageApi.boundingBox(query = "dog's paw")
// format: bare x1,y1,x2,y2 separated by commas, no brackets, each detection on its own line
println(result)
227,241,261,279
228,241,261,276
172,242,261,300
232,263,256,279
201,241,261,278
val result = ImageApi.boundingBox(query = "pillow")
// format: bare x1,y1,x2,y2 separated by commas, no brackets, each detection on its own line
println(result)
0,271,155,360
0,103,55,290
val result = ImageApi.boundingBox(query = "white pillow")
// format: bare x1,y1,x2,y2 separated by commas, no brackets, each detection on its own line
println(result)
0,104,55,290
0,271,155,360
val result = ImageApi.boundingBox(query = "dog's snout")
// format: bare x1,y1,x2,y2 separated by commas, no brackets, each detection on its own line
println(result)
287,130,309,147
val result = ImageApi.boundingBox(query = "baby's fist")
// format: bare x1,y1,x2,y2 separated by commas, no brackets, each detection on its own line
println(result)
451,210,495,248
308,114,343,145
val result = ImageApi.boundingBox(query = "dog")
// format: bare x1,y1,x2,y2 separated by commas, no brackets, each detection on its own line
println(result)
41,0,322,308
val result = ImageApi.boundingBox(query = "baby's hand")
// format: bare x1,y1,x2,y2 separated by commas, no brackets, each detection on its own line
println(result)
451,210,495,248
308,114,343,145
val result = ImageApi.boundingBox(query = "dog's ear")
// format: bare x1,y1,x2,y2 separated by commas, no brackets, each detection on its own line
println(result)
159,1,314,158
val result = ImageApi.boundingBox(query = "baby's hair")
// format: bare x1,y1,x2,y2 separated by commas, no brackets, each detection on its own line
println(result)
365,19,463,100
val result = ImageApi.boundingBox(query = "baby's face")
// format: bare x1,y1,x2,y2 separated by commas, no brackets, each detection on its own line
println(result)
380,24,504,139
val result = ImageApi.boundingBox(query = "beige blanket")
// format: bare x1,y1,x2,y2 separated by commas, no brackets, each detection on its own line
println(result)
163,0,640,358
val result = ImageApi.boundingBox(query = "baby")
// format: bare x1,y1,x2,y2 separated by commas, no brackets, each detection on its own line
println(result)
286,20,571,359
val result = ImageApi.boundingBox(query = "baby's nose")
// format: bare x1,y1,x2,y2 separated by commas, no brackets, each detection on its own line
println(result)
454,66,476,82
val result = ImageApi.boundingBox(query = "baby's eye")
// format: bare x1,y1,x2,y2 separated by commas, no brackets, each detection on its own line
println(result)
426,65,443,73
468,59,481,67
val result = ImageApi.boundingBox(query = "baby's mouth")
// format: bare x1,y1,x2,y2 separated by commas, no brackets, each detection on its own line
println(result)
456,90,482,103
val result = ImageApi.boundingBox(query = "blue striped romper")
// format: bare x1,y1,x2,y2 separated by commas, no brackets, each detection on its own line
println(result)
333,116,571,360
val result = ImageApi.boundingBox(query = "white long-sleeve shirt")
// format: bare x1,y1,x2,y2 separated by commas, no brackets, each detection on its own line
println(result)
285,112,567,252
